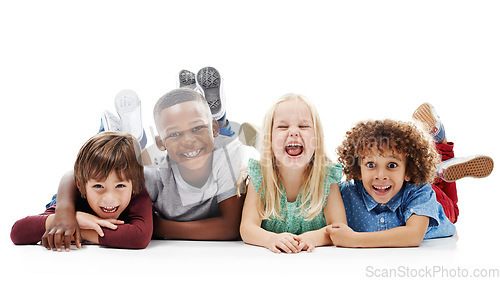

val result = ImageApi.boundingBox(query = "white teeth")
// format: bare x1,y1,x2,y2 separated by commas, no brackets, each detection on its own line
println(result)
286,143,302,147
101,206,118,213
182,149,202,158
373,185,391,190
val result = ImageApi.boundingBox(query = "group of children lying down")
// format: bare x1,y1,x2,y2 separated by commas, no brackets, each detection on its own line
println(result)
11,67,494,252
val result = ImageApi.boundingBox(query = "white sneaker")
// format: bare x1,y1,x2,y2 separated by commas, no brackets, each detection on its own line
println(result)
99,110,121,132
412,103,446,143
437,155,494,182
114,89,147,148
177,69,204,94
196,66,226,121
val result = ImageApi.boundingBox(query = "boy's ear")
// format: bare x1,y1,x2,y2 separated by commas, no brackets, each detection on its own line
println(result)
155,135,166,151
404,172,411,182
76,183,86,198
212,118,219,138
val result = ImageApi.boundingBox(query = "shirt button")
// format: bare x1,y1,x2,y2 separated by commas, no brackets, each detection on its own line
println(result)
410,208,414,213
380,218,385,223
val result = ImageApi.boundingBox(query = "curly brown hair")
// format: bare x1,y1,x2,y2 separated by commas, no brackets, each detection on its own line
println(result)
336,119,439,185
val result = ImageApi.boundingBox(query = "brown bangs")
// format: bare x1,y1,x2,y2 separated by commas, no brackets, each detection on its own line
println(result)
74,132,145,196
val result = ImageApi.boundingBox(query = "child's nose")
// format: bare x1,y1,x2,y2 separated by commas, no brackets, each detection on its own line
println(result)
181,132,196,146
375,168,388,180
102,191,118,204
289,127,299,137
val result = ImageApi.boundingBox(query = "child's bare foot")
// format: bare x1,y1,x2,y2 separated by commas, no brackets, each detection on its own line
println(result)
437,155,494,182
413,103,446,143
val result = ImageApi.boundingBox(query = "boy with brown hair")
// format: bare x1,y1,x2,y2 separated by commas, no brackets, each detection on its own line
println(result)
11,132,153,250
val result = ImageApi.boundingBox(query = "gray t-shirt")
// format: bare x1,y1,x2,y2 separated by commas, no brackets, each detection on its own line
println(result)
144,138,246,222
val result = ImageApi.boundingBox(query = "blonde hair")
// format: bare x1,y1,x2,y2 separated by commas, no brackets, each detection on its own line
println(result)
257,93,328,221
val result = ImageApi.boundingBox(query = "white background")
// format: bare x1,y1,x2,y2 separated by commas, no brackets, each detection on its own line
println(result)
1,0,499,279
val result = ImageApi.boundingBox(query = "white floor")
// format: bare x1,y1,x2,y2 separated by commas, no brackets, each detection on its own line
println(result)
2,1,499,280
2,233,498,280
3,194,499,280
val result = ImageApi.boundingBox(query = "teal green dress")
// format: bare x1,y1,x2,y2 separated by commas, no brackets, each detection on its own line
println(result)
247,158,343,235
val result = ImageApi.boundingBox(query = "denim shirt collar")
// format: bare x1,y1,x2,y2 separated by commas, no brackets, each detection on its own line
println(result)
355,180,405,213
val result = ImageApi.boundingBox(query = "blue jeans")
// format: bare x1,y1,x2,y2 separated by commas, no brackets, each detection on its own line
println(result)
218,113,234,137
46,194,57,209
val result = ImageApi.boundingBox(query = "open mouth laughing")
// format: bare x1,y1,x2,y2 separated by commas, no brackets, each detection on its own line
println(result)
285,143,304,157
372,185,392,196
100,206,119,213
180,148,203,159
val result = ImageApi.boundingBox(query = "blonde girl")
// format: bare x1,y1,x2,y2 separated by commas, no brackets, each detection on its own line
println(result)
240,94,346,253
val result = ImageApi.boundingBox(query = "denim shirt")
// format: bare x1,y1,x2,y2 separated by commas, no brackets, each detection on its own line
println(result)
340,180,456,239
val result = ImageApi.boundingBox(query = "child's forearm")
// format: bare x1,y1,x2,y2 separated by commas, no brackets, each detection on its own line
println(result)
353,215,429,248
45,214,55,229
301,226,333,247
42,171,81,250
11,214,51,245
329,215,429,248
98,188,153,249
353,226,425,248
154,196,241,241
239,222,276,248
154,215,239,240
80,229,99,244
55,171,78,212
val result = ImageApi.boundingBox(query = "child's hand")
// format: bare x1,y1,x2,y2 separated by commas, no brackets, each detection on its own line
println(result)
266,233,301,254
296,232,316,253
326,223,359,248
76,212,124,237
42,211,81,252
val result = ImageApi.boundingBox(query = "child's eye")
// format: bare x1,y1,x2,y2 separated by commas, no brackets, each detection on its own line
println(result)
167,131,181,138
276,125,288,129
116,184,126,188
387,162,398,169
92,184,103,189
366,162,376,168
192,125,207,132
299,125,310,129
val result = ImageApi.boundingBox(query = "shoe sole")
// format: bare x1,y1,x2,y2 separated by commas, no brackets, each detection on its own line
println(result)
412,103,436,132
179,70,196,88
442,156,494,182
238,122,259,148
115,89,140,113
197,67,221,115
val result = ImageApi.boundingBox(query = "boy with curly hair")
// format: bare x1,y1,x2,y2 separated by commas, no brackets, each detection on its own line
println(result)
327,103,493,248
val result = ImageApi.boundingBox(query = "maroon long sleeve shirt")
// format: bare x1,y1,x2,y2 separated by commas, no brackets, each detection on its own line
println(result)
11,188,153,249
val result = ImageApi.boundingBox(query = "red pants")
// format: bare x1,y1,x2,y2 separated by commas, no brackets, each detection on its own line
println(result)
432,142,459,223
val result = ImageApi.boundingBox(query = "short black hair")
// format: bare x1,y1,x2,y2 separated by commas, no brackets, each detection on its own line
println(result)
153,88,211,130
